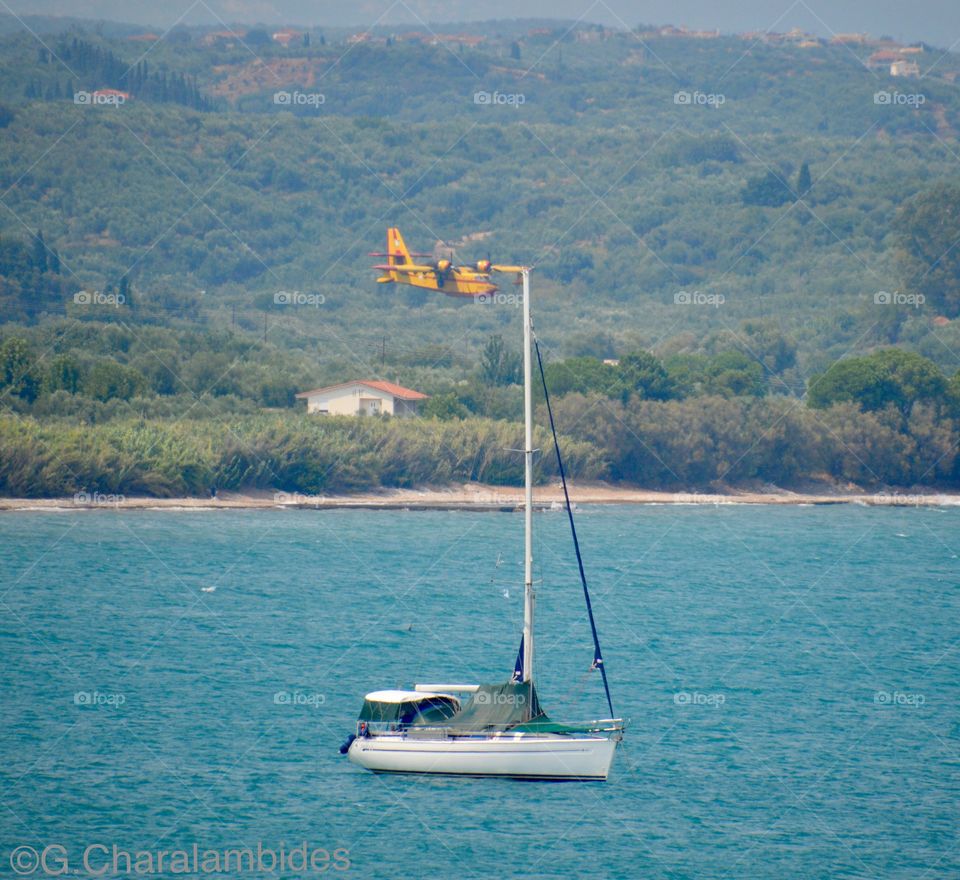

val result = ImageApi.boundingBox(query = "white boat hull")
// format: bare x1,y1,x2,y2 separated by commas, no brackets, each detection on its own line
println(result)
348,732,617,780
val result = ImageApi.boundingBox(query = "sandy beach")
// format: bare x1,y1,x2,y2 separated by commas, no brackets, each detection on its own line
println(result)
1,482,957,511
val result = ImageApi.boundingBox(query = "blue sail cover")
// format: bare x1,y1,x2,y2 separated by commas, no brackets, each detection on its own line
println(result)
511,636,524,683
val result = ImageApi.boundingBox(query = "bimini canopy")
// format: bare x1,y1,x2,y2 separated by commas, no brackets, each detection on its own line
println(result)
358,691,461,726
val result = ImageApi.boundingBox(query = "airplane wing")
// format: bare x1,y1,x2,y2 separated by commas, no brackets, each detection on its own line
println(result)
369,252,433,258
490,264,528,273
373,264,436,273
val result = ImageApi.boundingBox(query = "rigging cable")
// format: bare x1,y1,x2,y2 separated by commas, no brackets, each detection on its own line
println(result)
533,334,615,719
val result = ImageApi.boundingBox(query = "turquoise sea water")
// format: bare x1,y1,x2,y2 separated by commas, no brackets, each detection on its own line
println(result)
1,505,958,879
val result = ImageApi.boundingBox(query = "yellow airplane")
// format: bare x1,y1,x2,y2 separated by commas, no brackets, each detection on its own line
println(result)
372,227,525,298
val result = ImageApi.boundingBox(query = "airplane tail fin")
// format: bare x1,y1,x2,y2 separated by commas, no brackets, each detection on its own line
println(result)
387,227,412,267
374,228,433,284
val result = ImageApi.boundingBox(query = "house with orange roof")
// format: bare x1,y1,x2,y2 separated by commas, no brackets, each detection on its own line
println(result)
868,49,903,68
92,88,131,102
271,29,302,46
296,380,428,417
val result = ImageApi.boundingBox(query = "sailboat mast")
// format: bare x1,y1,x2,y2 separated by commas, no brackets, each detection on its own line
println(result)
522,268,534,683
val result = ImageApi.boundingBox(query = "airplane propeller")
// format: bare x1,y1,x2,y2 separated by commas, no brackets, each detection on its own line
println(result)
473,252,493,274
433,258,452,287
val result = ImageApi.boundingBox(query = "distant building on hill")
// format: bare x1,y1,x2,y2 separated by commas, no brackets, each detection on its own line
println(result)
831,33,868,45
92,88,131,101
783,28,819,45
399,31,485,46
868,49,902,68
296,380,428,417
651,24,719,39
890,59,921,77
271,29,302,46
200,30,246,48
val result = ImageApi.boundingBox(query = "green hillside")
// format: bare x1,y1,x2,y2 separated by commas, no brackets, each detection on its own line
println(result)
1,19,960,492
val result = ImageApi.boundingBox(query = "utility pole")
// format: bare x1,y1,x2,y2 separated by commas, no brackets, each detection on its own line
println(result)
381,336,386,368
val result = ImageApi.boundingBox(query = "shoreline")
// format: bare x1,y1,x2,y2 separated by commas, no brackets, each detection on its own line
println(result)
2,483,958,511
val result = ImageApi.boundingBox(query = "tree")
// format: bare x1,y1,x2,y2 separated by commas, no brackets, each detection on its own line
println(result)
703,351,765,398
664,354,709,398
871,348,947,414
738,320,798,374
895,183,960,317
796,162,812,198
32,229,47,274
946,370,960,420
117,275,132,310
83,360,145,402
0,336,39,401
565,330,616,359
553,249,594,284
619,351,675,400
480,335,522,386
542,356,620,398
422,391,469,420
807,349,946,415
742,171,794,207
245,29,272,46
808,357,896,411
42,353,81,394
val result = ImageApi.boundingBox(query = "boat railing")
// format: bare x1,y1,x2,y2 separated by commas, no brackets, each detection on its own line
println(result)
357,718,626,737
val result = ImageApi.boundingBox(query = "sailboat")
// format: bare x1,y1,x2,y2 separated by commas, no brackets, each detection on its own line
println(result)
343,269,624,780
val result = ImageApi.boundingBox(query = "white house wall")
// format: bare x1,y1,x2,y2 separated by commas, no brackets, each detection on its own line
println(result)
304,384,399,416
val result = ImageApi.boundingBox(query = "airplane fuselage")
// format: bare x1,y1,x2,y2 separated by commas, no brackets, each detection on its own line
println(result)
378,269,497,297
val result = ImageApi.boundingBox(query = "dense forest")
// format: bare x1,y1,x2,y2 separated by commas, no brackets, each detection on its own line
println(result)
1,17,959,495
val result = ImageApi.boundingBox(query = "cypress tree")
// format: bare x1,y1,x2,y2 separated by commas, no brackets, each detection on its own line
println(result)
32,230,47,273
796,162,812,198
